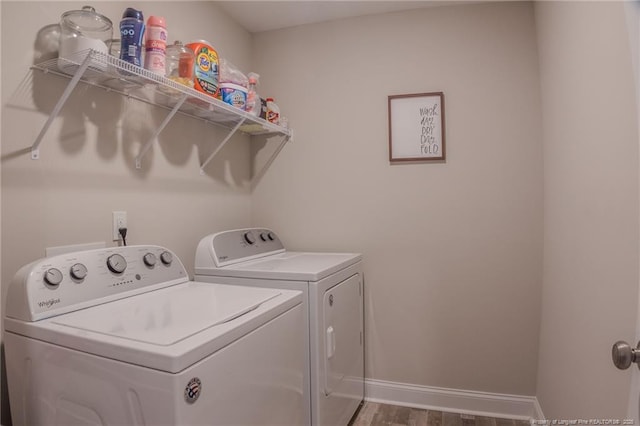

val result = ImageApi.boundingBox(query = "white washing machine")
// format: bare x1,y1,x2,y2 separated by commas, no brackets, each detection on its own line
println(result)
4,244,304,426
195,228,364,426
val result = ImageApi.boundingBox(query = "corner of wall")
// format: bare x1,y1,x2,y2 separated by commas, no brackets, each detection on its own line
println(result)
0,3,7,425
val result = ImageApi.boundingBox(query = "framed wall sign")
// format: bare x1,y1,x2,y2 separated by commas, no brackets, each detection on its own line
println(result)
388,92,446,163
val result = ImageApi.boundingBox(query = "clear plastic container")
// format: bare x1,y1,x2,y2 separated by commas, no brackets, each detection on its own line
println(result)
165,41,194,88
58,6,113,73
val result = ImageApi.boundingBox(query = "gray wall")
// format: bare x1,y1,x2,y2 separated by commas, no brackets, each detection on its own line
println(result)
250,2,543,396
534,1,639,418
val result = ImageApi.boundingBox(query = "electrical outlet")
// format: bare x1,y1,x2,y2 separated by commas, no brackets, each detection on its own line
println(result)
112,211,127,241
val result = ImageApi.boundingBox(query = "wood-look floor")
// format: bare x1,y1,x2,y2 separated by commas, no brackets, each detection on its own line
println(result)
349,402,532,426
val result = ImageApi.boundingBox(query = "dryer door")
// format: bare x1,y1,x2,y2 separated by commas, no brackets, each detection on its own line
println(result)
323,273,363,398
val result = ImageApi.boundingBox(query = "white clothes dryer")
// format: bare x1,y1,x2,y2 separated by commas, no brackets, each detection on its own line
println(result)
4,245,304,426
195,228,364,426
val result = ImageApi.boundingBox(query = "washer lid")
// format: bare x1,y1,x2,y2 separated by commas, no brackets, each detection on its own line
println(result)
196,252,362,282
4,281,302,373
51,282,280,345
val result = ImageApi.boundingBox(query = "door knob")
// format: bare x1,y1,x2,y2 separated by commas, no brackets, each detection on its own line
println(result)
612,340,640,370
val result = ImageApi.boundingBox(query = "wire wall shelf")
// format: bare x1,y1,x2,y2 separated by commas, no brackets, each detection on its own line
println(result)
30,49,292,171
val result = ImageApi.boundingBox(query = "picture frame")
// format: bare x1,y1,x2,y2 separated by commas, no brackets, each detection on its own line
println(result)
388,92,446,163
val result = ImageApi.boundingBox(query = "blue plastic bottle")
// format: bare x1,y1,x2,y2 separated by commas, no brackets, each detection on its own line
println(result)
119,8,145,67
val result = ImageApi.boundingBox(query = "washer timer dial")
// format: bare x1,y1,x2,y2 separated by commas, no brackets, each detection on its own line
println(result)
106,254,127,274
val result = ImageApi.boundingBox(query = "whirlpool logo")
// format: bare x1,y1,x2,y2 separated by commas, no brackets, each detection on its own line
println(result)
38,298,61,309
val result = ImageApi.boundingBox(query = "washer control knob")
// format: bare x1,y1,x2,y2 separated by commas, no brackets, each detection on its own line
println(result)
44,268,63,287
143,253,157,267
267,232,275,241
243,232,256,245
160,251,173,265
260,232,269,242
70,263,88,281
107,254,127,274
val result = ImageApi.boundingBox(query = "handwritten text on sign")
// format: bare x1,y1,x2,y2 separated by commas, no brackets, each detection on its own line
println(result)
389,92,445,162
420,103,439,155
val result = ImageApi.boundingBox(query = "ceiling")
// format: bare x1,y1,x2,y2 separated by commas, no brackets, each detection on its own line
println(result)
215,1,480,33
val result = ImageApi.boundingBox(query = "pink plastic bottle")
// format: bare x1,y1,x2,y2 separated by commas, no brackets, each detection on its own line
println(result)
144,16,167,75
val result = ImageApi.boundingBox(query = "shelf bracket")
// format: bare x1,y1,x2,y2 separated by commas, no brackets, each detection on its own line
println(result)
250,130,293,189
199,117,247,174
31,54,94,160
135,93,189,169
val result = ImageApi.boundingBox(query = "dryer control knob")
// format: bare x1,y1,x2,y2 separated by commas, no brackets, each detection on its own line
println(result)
143,253,157,267
267,232,275,241
44,268,63,287
160,251,173,265
260,232,269,242
244,232,256,245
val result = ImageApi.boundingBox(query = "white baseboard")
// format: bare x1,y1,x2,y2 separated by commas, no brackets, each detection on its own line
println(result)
532,398,546,421
365,379,545,421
